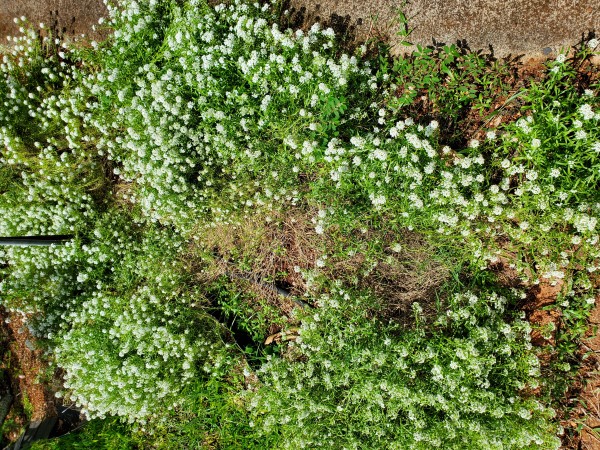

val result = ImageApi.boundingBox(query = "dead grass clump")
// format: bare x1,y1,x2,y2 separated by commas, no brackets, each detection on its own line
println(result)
329,229,450,328
189,209,326,335
192,208,322,293
191,212,450,331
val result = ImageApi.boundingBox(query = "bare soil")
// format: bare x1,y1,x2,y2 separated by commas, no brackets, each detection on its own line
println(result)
489,257,600,449
525,281,564,347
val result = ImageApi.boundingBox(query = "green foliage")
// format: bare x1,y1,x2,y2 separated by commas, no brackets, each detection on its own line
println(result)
137,373,277,449
48,220,234,422
249,285,561,449
209,276,289,345
541,272,599,400
0,0,598,447
30,418,140,450
0,416,24,448
383,41,515,146
81,0,376,232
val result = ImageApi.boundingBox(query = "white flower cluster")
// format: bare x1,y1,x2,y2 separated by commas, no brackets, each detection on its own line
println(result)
248,288,560,449
56,283,222,421
49,224,229,421
308,100,600,277
83,0,370,233
1,0,597,435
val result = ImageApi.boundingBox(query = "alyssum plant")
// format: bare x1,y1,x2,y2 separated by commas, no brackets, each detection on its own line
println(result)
0,0,597,447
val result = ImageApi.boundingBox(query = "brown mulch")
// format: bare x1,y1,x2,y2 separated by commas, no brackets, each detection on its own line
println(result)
525,281,564,348
0,307,57,445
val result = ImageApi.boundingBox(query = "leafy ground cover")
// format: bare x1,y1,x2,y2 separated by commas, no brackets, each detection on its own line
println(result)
0,0,599,448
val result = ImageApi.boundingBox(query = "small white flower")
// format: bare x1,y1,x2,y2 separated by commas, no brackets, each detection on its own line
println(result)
579,104,595,120
526,170,538,181
318,83,330,94
556,53,567,63
588,38,599,49
350,136,365,148
531,138,541,148
372,149,387,161
323,27,335,37
369,193,386,207
469,139,479,148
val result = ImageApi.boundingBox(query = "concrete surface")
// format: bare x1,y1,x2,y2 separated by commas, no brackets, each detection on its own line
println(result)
286,0,600,58
0,0,109,43
0,0,599,58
